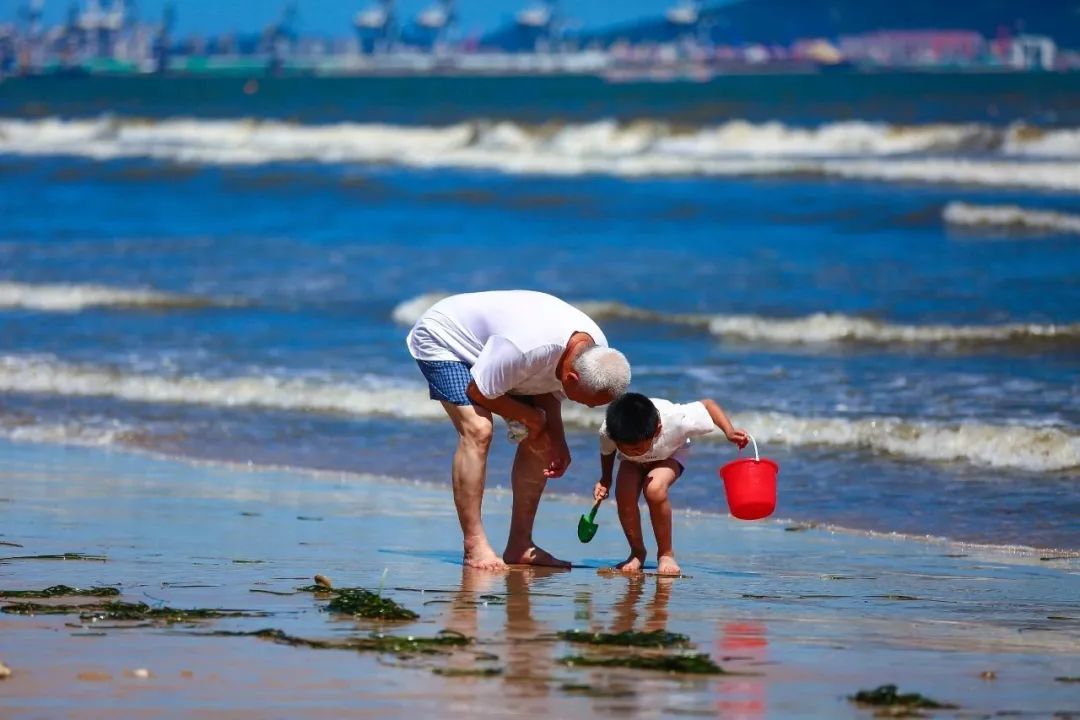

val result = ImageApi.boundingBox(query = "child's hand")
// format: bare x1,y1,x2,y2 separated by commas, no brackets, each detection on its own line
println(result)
593,481,610,502
726,428,750,449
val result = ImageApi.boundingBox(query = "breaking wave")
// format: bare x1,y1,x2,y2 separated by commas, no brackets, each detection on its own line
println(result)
392,294,1080,348
0,281,221,312
2,355,1077,472
3,116,1080,191
943,202,1080,235
0,417,139,448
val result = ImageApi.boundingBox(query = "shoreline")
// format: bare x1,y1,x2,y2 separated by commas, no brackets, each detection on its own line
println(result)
3,433,1079,559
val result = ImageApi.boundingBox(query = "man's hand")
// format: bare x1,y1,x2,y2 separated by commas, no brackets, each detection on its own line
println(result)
545,438,572,479
726,428,750,449
521,431,568,478
593,480,611,502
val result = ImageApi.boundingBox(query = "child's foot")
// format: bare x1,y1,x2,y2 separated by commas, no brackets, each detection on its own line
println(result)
503,544,571,569
657,555,681,576
616,553,646,574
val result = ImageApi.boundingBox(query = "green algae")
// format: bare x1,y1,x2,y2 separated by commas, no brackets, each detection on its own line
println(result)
0,585,120,598
559,653,724,674
296,585,419,621
207,628,469,655
557,629,690,648
560,683,636,698
871,595,921,601
296,584,333,593
433,667,502,677
1,600,266,623
1055,676,1080,683
0,553,106,562
328,589,419,621
849,685,957,711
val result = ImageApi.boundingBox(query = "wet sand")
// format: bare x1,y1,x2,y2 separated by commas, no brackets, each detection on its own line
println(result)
0,440,1077,718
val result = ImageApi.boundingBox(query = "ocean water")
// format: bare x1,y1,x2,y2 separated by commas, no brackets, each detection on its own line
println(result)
0,74,1077,551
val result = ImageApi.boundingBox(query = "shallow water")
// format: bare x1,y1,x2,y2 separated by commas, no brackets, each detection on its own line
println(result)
0,441,1077,718
0,74,1077,550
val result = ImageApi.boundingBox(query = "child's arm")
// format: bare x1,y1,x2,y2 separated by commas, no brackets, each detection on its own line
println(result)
594,451,615,501
594,428,617,501
701,398,749,447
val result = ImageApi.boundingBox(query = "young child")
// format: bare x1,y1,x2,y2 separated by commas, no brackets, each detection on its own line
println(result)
594,392,748,576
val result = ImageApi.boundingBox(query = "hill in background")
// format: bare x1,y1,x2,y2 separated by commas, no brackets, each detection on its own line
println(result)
584,0,1080,47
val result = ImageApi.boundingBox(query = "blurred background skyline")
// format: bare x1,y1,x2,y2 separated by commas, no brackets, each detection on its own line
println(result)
2,0,1077,76
0,0,724,37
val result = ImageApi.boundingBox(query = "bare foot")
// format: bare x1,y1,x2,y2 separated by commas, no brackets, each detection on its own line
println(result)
616,553,646,575
503,545,571,569
463,543,508,571
657,555,681,576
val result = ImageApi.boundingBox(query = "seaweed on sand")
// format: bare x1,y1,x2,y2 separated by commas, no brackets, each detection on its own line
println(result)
297,585,419,621
557,629,690,648
433,667,503,677
0,585,120,598
559,653,724,675
206,628,470,655
560,683,636,698
1,601,267,623
849,685,957,711
0,553,106,562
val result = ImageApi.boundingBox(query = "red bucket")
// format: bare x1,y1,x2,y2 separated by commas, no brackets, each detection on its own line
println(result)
719,435,778,520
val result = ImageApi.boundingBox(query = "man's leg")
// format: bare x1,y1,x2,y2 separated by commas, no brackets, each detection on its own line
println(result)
441,401,505,571
643,460,682,576
614,460,647,573
502,437,571,568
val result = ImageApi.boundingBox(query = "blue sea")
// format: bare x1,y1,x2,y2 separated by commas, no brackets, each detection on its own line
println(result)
0,73,1077,551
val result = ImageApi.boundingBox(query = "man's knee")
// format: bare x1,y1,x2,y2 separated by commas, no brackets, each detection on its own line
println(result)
458,414,493,449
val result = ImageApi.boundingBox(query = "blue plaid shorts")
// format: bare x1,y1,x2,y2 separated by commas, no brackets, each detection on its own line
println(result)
415,359,473,406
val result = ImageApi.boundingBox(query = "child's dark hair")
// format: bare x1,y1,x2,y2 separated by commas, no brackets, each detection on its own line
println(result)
605,392,660,444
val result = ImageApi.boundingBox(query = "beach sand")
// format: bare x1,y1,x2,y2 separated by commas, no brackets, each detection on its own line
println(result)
0,439,1077,718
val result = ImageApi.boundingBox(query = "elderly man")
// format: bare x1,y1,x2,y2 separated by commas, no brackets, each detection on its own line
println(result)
407,290,631,571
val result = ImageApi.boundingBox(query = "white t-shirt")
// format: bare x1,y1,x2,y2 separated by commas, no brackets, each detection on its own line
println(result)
406,290,607,399
600,398,715,464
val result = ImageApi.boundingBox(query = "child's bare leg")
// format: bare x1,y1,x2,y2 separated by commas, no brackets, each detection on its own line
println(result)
614,460,646,574
643,460,682,576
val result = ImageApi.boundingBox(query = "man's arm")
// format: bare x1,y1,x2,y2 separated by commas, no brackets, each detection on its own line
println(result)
466,381,546,434
532,392,572,478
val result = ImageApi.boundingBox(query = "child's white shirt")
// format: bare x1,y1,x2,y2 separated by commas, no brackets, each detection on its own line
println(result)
599,398,715,464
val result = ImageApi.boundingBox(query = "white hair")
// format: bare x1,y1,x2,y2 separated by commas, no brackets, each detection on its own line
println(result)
572,346,631,397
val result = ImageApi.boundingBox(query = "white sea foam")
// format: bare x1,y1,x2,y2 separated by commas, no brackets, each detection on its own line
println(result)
391,293,1080,347
2,355,1077,472
0,355,445,420
943,202,1080,235
3,116,1080,191
0,281,216,312
390,292,451,325
0,415,137,448
705,313,1080,345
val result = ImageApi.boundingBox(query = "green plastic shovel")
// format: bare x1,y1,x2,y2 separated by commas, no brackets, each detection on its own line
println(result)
577,499,603,543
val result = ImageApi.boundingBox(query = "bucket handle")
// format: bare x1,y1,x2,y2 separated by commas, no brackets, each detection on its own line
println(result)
737,432,760,462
